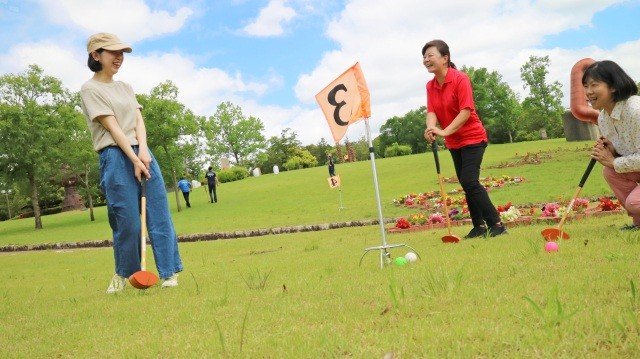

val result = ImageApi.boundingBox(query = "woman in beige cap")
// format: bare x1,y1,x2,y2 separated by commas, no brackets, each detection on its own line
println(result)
79,33,183,293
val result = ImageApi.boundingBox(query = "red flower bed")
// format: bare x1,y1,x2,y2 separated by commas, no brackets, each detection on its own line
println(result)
395,218,411,229
598,197,620,211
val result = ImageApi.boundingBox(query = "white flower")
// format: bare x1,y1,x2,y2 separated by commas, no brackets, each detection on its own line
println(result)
499,206,521,222
556,206,573,218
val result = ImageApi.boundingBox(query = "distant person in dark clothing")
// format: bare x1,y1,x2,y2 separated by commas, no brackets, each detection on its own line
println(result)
328,155,336,177
205,167,219,203
177,176,191,208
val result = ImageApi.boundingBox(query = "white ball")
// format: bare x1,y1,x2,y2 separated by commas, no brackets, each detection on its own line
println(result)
404,252,418,263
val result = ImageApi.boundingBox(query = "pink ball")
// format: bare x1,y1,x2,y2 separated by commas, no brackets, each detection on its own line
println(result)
545,241,559,252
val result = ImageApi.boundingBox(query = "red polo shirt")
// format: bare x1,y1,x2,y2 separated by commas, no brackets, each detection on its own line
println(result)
426,67,487,149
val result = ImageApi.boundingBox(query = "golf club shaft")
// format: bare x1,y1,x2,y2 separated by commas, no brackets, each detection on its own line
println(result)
558,186,582,229
140,178,147,271
432,142,453,234
438,174,453,234
558,158,597,229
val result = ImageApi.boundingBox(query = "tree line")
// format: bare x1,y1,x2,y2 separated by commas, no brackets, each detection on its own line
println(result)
377,55,567,155
2,56,636,227
0,65,369,227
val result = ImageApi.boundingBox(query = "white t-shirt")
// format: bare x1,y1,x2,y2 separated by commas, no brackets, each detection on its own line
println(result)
80,79,142,152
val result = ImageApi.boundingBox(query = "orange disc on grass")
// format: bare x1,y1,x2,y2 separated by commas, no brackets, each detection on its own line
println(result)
441,234,461,243
541,228,570,241
129,271,159,289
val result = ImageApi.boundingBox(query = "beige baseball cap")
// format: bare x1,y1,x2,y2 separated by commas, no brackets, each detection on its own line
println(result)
86,33,132,54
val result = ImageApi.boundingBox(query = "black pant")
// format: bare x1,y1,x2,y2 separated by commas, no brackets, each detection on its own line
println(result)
208,184,217,203
449,142,500,228
182,191,191,208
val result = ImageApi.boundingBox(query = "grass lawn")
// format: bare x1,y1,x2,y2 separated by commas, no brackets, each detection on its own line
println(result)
1,139,611,246
1,139,639,357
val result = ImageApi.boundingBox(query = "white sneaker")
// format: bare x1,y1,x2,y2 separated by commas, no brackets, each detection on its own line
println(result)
162,274,178,288
106,274,126,294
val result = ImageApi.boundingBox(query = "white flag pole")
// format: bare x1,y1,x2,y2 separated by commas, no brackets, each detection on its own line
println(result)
365,118,388,247
358,118,421,269
338,186,346,211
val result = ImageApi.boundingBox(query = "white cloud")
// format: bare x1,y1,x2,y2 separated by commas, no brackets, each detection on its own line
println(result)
0,42,88,91
37,0,193,42
2,0,639,147
294,0,640,143
241,0,297,37
119,52,272,116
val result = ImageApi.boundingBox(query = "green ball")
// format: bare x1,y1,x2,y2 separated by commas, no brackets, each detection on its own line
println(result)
394,257,408,266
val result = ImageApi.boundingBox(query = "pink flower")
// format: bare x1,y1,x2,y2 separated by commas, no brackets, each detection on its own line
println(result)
429,213,445,224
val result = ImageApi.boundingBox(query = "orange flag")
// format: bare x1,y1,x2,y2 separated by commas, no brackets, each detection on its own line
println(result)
315,62,371,144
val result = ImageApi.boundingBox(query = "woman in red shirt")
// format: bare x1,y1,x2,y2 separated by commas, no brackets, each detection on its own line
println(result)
422,39,506,238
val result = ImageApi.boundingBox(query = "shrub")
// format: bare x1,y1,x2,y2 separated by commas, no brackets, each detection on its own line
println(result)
283,157,303,171
218,167,248,183
283,149,318,171
384,143,412,157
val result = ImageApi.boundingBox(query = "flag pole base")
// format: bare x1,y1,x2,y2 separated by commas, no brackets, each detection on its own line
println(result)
338,186,346,211
359,244,421,269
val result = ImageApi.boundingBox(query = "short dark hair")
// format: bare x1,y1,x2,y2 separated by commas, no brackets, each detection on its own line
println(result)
208,166,212,171
582,60,638,102
87,48,105,72
421,39,456,69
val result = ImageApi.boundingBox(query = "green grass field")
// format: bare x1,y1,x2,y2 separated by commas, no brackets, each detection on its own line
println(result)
1,139,611,247
1,139,639,358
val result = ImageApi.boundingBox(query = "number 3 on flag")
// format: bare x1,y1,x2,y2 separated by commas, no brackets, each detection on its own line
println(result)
315,62,371,144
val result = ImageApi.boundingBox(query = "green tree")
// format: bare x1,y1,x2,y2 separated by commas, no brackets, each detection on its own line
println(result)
304,137,333,166
378,107,427,156
520,55,565,139
283,148,318,170
204,101,266,168
351,135,370,161
0,65,78,229
137,80,200,212
261,128,301,174
463,66,522,143
0,181,27,221
53,92,99,221
384,143,412,157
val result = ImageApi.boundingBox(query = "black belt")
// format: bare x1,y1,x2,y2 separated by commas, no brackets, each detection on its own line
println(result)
98,145,139,154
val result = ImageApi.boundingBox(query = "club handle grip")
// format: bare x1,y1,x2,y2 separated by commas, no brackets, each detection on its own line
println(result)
432,141,441,174
141,177,147,198
579,158,597,188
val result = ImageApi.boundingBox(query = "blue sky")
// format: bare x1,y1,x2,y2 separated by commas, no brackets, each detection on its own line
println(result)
1,0,639,145
542,1,640,48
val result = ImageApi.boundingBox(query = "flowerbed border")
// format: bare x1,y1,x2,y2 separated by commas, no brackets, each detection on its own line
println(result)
0,218,398,253
1,209,626,253
387,210,625,234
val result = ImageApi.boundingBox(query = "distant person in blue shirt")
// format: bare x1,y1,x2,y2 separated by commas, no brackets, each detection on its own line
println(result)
177,176,191,208
205,167,219,203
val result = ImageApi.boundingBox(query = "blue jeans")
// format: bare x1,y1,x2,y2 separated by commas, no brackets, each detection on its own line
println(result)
449,142,501,228
99,146,183,279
